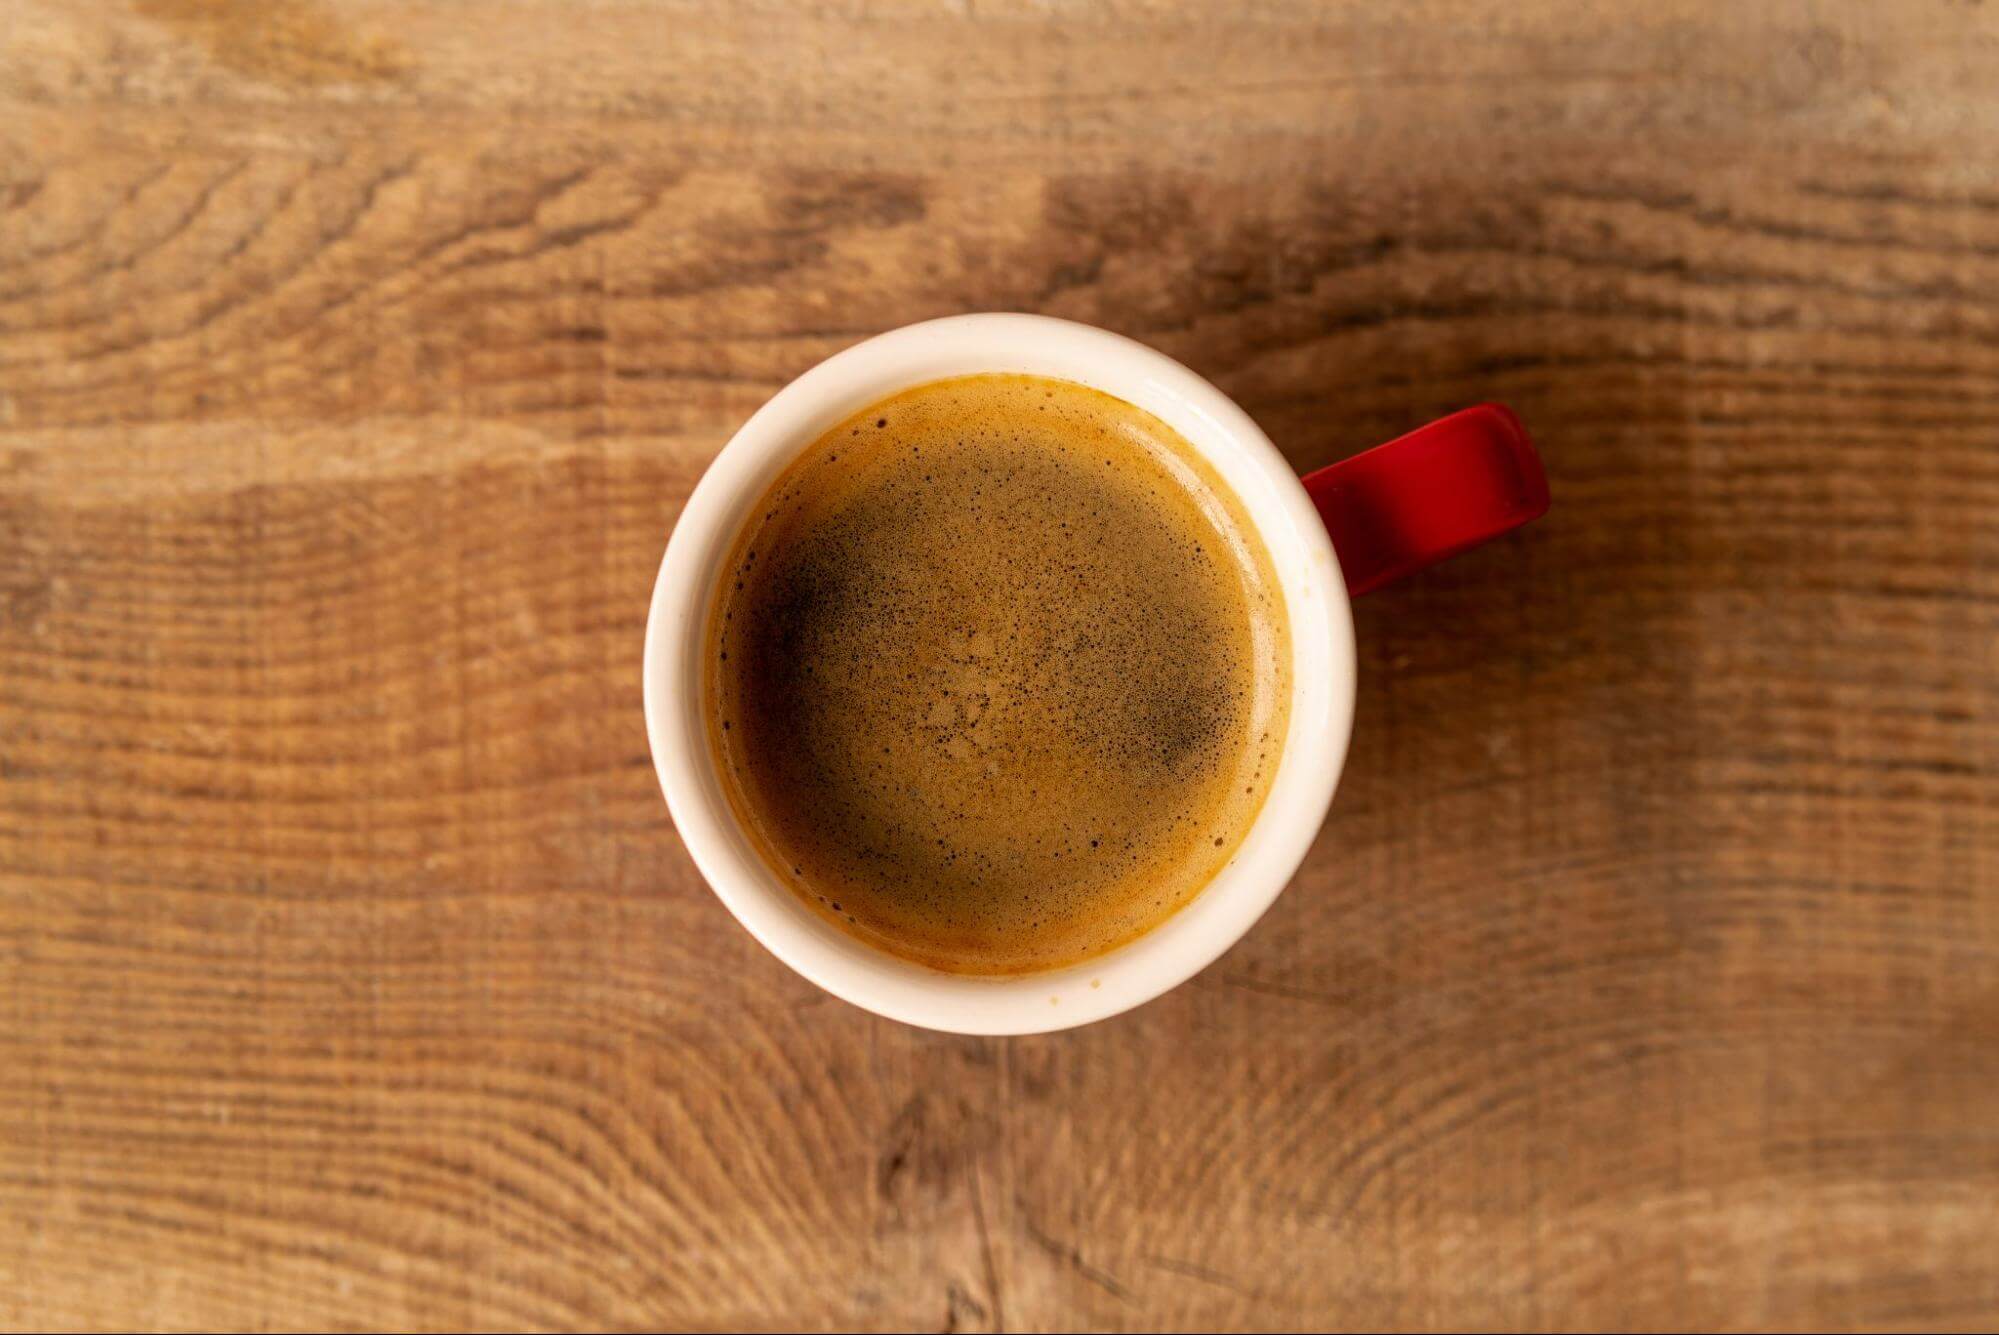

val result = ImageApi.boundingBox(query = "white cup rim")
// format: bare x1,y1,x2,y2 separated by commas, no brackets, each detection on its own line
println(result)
642,314,1356,1034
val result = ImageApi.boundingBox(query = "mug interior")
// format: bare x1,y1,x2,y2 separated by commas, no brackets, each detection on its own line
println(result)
643,314,1355,1034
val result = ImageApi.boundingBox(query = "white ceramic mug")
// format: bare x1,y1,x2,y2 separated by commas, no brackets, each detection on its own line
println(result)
643,314,1546,1034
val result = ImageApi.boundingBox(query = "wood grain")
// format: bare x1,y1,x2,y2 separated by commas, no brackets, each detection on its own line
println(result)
4,1,1999,1330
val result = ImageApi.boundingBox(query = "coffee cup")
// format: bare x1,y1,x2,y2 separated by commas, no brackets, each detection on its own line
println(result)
643,314,1546,1033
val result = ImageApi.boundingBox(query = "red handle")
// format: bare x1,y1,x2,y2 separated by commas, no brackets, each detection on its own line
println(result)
1301,403,1549,597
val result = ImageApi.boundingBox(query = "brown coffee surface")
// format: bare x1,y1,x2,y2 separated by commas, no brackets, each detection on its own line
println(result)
707,373,1290,974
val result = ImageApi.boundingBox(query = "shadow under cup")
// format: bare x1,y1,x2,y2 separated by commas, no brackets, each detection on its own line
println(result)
643,314,1355,1035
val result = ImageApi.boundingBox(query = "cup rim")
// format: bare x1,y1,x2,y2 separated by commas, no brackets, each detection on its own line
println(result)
642,314,1355,1034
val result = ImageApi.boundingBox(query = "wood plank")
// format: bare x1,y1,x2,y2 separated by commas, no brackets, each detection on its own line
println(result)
3,0,1997,1329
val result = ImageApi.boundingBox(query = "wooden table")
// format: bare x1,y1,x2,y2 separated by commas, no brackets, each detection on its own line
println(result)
5,2,1997,1330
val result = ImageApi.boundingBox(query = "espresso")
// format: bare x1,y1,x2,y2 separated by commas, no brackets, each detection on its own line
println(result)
706,374,1290,974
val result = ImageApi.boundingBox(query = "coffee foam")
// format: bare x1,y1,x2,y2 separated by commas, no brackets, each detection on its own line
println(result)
708,374,1290,974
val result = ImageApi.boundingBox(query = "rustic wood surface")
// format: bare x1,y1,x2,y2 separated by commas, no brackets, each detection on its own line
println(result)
4,1,1999,1330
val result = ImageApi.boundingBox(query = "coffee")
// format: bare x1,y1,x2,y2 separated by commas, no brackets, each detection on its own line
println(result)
706,373,1290,975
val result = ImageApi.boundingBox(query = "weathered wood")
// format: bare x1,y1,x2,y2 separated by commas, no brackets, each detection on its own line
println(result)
3,1,1997,1330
